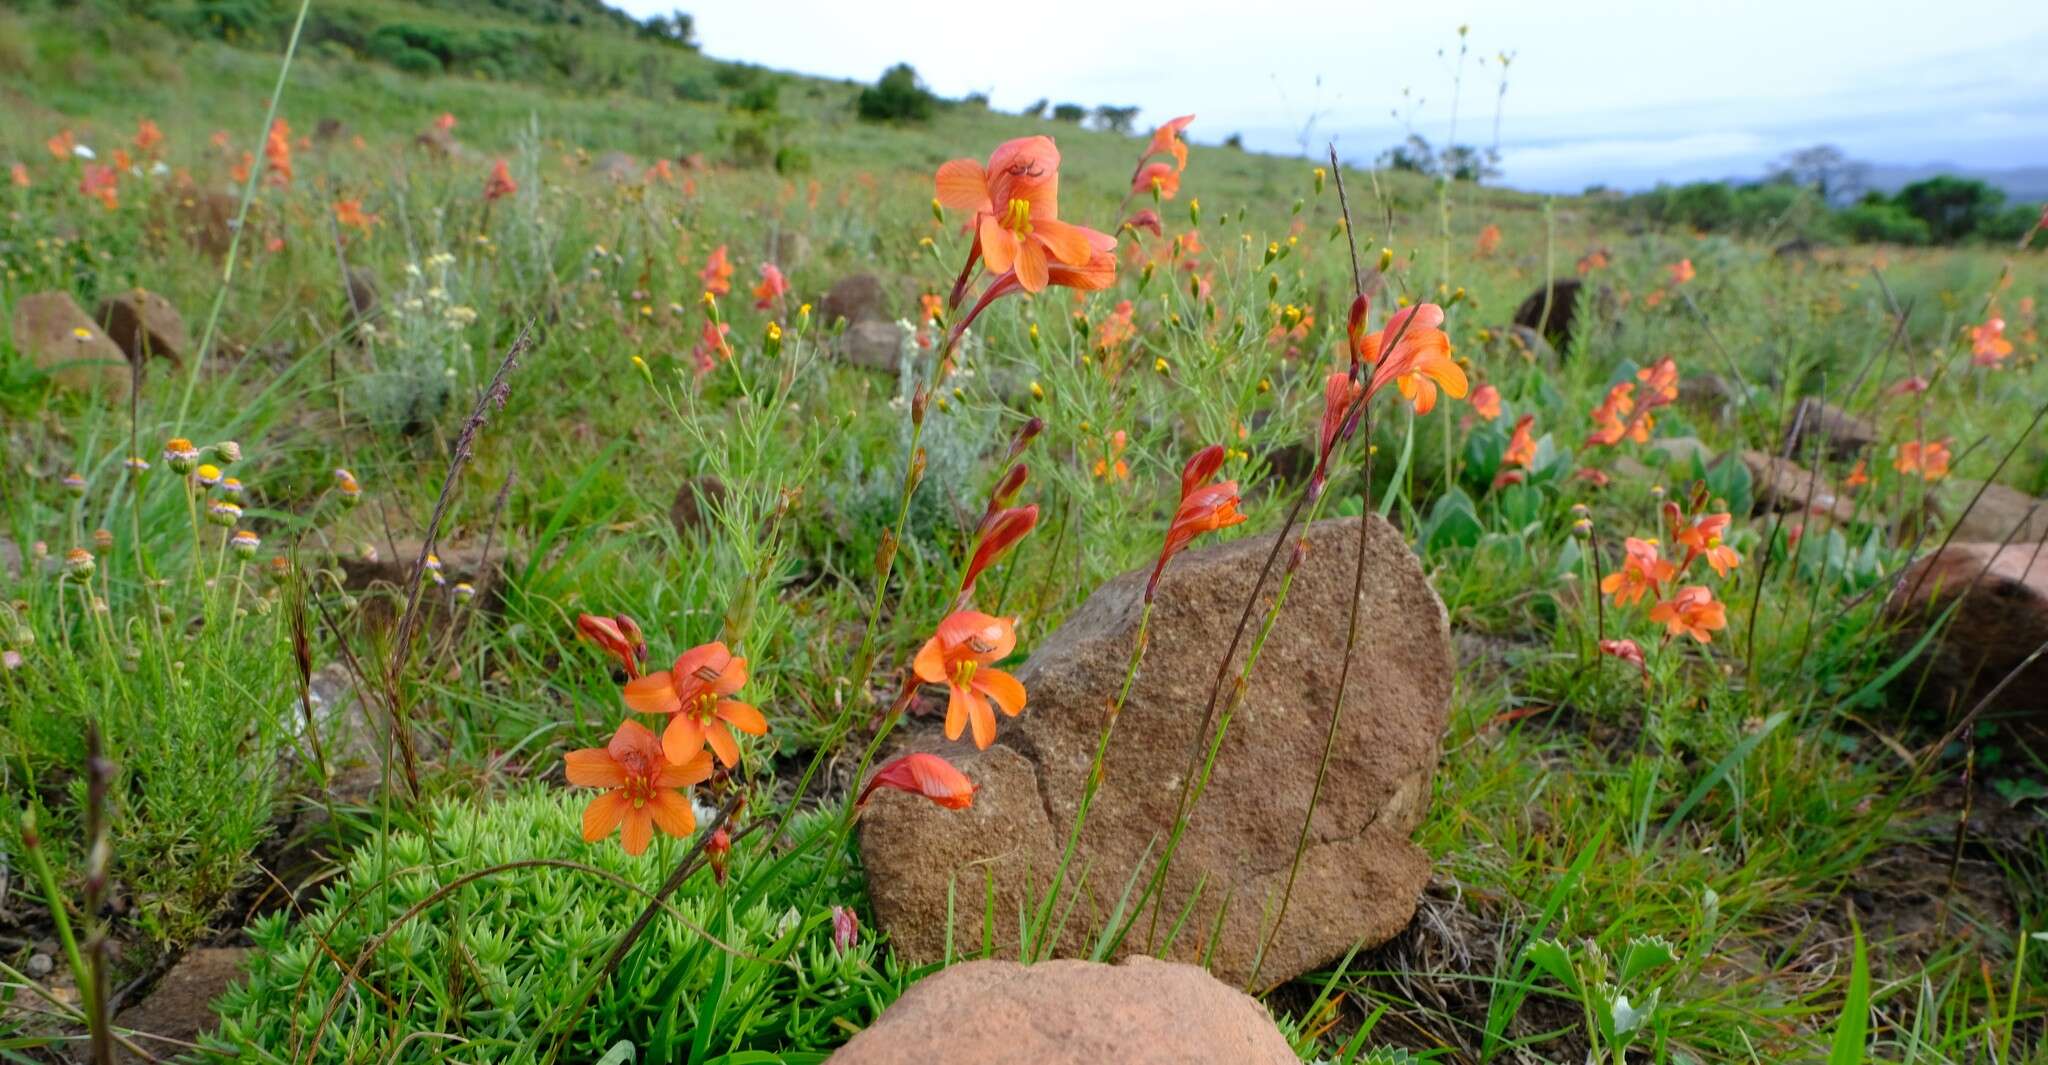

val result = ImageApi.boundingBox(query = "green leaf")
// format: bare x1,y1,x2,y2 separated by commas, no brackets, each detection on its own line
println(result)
1828,919,1869,1065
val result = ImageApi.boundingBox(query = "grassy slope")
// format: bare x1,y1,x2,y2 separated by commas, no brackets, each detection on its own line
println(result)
2,2,2044,1061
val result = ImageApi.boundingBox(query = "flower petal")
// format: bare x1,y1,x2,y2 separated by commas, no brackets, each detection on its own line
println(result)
564,747,626,788
582,790,630,842
706,723,741,768
620,808,654,855
647,789,697,838
979,216,1017,276
655,749,715,787
622,672,681,715
663,715,706,765
976,668,1027,717
967,690,996,749
1013,239,1050,294
912,636,948,684
944,684,972,742
1033,218,1095,267
718,700,768,735
935,158,990,212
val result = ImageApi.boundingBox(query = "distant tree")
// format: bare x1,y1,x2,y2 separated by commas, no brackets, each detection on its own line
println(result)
1090,105,1139,135
1835,201,1931,245
856,63,936,124
1051,103,1086,123
1377,134,1436,174
1439,144,1501,183
636,10,697,49
1022,98,1049,119
962,92,990,110
1223,132,1244,150
1894,176,2005,243
1767,144,1868,205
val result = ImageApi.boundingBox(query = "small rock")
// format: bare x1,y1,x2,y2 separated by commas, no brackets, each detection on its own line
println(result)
835,319,907,373
826,957,1296,1065
860,515,1450,988
9,291,131,399
1882,542,2048,745
108,947,248,1063
821,273,888,328
1512,278,1584,349
1503,323,1557,363
413,126,461,158
1677,372,1737,420
95,288,189,366
1782,398,1876,461
1937,480,2048,544
670,474,729,538
25,953,53,978
1738,450,1863,525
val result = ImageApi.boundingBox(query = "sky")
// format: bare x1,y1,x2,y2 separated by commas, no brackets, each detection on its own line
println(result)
610,0,2048,194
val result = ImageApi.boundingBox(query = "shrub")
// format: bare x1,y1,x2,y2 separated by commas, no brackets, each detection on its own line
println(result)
1833,201,1931,245
206,790,909,1061
1894,175,2004,244
774,143,813,175
1050,102,1086,123
856,62,935,124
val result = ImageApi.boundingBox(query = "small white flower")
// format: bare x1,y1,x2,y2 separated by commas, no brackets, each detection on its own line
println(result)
72,144,96,160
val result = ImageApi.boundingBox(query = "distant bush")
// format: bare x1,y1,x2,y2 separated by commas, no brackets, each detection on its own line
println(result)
775,143,813,175
1833,201,1931,244
1051,102,1086,123
856,63,935,124
672,73,716,101
733,78,780,115
1894,175,2004,244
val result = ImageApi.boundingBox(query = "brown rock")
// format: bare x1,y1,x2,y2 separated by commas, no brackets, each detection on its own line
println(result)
1882,542,2048,742
821,273,888,328
176,189,243,257
10,292,130,399
1677,372,1737,419
108,947,247,1062
596,151,639,182
859,515,1450,988
835,319,906,373
335,540,508,631
1738,450,1863,525
1783,398,1876,462
1649,436,1714,472
1512,278,1583,349
95,288,188,366
414,126,460,158
1938,480,2048,544
669,474,729,538
827,957,1295,1065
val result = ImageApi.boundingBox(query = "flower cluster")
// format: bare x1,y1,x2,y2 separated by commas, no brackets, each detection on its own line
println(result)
1596,490,1741,668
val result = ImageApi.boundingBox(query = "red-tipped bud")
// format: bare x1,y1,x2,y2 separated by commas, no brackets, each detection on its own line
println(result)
1123,208,1164,237
831,905,861,953
858,752,977,810
1179,444,1228,498
577,613,648,679
706,826,731,884
1004,417,1045,463
963,504,1039,595
979,464,1031,530
1346,294,1370,341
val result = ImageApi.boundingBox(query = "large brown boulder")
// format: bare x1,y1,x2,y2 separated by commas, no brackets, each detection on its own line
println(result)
95,288,189,366
1512,278,1584,349
858,515,1451,988
10,292,130,400
1882,542,2048,743
820,273,888,328
827,957,1296,1065
1782,398,1876,462
1738,450,1863,526
834,319,906,373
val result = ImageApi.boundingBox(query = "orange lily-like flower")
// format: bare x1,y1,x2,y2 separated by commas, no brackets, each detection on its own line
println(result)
1359,304,1466,414
1586,382,1644,447
1672,510,1740,578
1598,638,1649,682
1094,429,1130,481
1844,459,1869,489
1503,414,1538,469
913,611,1025,750
577,613,648,678
1635,357,1679,405
1149,445,1246,598
699,244,733,296
46,130,75,161
935,136,1105,294
78,166,118,210
961,504,1038,598
1894,439,1950,481
1144,115,1195,171
263,119,293,186
1133,161,1181,199
484,158,518,202
134,119,164,157
1970,318,2013,367
1475,224,1502,257
624,642,768,768
752,263,788,310
1667,259,1695,285
563,720,714,856
1601,537,1675,607
435,112,458,132
1648,585,1727,643
858,751,977,811
1470,384,1502,422
951,241,1118,342
333,198,377,233
8,163,26,188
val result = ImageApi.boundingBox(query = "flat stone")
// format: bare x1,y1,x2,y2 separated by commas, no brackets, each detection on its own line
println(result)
1882,542,2048,746
1782,398,1877,462
835,319,906,373
821,273,888,328
827,957,1296,1065
10,291,130,399
96,288,189,366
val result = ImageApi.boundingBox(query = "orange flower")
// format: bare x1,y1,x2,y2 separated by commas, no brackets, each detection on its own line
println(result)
78,165,118,210
1586,381,1643,447
333,198,376,233
1601,537,1674,607
623,642,768,767
1648,585,1726,643
1503,414,1538,469
1576,249,1609,274
1144,114,1195,171
577,613,647,678
46,130,75,161
935,136,1105,293
1359,304,1466,414
691,319,732,373
1635,357,1679,405
484,158,518,202
1844,459,1869,489
1475,223,1502,257
858,751,976,811
263,119,293,185
1133,161,1181,200
230,151,253,184
1095,299,1136,353
1312,369,1366,492
435,112,458,132
8,163,26,188
1599,638,1648,681
952,243,1118,339
1894,439,1950,481
1123,208,1163,237
1470,384,1502,422
919,292,945,324
1970,317,2013,367
913,611,1025,750
563,720,713,856
752,263,788,310
962,505,1038,597
134,118,164,157
1093,428,1130,481
1148,445,1246,598
1672,510,1740,578
699,244,733,296
1667,258,1695,285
